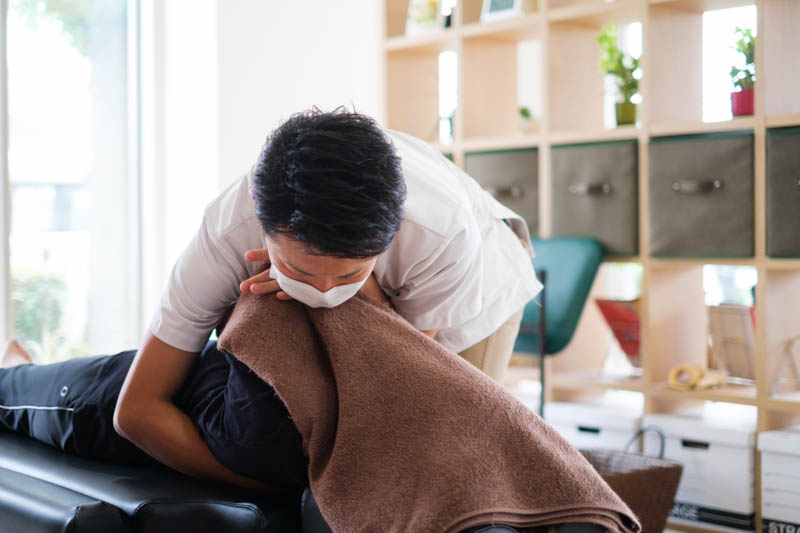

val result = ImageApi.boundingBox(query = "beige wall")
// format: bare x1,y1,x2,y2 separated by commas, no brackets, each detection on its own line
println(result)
216,0,384,189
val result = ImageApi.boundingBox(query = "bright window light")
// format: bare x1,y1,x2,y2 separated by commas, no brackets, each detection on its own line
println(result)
703,264,758,306
702,5,757,123
438,50,458,144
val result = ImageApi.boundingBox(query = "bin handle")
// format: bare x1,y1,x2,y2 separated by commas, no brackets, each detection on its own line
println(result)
568,182,613,196
623,425,667,459
671,179,723,194
488,185,524,199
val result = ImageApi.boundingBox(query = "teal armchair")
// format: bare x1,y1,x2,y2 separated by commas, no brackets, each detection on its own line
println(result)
513,237,605,418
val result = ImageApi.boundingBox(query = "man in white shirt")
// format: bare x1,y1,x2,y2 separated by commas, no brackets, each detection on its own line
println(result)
113,107,542,490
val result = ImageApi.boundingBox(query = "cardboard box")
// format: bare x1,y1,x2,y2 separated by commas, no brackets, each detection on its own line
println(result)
643,409,756,532
546,401,642,450
758,426,800,533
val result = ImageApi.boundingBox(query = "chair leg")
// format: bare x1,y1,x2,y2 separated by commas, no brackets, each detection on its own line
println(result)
538,270,547,419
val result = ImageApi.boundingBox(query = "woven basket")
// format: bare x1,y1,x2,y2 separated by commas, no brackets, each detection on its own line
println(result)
580,433,683,533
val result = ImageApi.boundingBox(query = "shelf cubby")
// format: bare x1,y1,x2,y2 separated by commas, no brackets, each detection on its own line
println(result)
548,5,642,132
461,26,543,139
764,270,800,402
647,2,705,127
386,47,452,143
762,0,800,118
645,263,708,382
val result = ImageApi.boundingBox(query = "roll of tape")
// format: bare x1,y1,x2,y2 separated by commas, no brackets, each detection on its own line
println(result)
668,363,704,391
696,369,727,389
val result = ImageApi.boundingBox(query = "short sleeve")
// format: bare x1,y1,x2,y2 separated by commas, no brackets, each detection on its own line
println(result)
148,213,250,353
389,213,484,332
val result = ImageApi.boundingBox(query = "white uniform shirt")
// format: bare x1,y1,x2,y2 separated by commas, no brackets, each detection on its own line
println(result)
148,130,543,354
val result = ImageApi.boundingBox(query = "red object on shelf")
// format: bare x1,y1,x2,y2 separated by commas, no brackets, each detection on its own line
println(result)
731,88,754,116
595,299,641,367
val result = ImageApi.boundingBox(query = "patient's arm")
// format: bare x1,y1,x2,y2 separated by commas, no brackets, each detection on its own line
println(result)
113,333,275,491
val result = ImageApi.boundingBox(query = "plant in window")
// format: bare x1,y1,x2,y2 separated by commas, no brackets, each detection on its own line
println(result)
729,26,755,117
518,106,535,133
11,269,86,363
596,24,641,127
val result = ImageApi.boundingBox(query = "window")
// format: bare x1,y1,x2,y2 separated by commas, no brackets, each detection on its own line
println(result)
7,0,139,362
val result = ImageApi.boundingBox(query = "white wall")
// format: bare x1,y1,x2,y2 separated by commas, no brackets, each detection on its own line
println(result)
215,0,384,189
139,0,384,330
139,0,220,333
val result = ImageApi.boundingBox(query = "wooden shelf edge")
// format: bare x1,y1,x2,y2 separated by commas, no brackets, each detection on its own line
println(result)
603,255,643,264
549,0,643,24
765,113,800,129
666,520,736,533
765,397,800,413
649,117,757,137
549,372,648,393
549,126,642,145
461,13,543,40
649,0,754,12
764,258,800,271
649,257,757,268
650,382,758,405
384,30,456,52
461,135,541,152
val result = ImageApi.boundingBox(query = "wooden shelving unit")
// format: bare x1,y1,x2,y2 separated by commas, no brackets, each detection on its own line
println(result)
383,1,800,531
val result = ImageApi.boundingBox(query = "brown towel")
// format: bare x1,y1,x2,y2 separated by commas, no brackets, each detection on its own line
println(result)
218,293,640,533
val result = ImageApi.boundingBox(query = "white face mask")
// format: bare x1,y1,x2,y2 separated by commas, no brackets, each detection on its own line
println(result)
269,261,368,308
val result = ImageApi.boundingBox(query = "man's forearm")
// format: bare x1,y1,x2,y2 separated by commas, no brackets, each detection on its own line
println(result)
115,399,272,490
114,333,273,490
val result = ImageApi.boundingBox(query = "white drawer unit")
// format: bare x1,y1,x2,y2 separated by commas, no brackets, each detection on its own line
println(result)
759,426,800,533
643,411,757,532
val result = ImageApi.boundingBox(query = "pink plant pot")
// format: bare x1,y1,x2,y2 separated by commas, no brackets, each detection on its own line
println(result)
731,88,754,117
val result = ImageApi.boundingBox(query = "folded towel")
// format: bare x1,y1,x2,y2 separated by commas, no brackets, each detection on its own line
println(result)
218,293,640,533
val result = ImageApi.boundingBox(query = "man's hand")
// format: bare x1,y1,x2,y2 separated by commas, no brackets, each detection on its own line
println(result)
239,248,293,300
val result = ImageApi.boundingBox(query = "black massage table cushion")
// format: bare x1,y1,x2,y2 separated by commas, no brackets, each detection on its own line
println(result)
0,430,301,532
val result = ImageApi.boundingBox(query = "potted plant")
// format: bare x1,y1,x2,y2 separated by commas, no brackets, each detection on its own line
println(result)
518,106,534,133
596,24,640,126
729,26,755,117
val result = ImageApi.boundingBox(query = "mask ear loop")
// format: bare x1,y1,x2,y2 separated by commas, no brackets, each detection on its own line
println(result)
770,335,800,397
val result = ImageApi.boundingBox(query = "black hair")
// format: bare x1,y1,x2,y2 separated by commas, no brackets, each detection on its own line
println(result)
251,107,406,259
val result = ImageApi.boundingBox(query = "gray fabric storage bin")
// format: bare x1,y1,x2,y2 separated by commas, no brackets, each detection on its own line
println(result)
551,139,639,256
649,131,754,257
464,147,538,235
766,126,800,257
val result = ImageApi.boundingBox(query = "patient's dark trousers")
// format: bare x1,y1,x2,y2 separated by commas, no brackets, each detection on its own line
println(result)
0,341,309,491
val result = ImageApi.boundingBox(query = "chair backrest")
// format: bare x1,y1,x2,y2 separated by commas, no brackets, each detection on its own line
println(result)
514,237,604,356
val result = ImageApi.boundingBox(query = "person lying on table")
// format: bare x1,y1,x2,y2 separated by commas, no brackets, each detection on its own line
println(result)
2,107,541,494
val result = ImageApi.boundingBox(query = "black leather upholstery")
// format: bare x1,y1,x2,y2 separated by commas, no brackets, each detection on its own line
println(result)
0,465,128,533
299,487,523,533
301,487,333,533
0,430,301,532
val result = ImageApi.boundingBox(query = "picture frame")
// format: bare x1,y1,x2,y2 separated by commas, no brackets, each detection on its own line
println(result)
405,0,444,37
480,0,538,23
707,304,756,380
